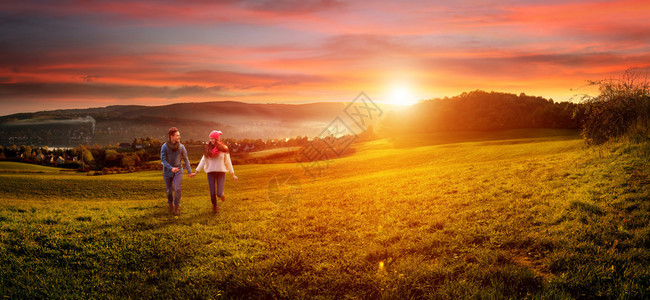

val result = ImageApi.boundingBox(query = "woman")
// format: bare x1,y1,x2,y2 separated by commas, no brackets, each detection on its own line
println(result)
190,130,238,213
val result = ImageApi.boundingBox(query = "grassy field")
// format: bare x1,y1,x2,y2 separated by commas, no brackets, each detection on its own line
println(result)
0,131,648,299
248,147,302,158
0,161,65,173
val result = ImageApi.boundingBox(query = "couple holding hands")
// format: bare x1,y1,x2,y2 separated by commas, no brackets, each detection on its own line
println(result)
161,127,238,215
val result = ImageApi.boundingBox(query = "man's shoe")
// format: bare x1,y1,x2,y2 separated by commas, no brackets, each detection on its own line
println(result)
174,205,180,216
221,195,226,202
212,205,218,213
168,203,174,214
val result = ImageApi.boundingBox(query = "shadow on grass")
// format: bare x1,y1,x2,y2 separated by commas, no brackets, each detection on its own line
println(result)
121,202,225,231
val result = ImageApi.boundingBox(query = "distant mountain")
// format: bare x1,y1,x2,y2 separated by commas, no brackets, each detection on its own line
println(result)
0,101,390,147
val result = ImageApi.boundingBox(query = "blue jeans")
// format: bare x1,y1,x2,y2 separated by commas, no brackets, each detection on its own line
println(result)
207,172,226,206
164,171,183,206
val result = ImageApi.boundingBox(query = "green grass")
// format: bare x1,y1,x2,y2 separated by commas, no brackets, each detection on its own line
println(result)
0,161,65,173
392,128,580,148
0,132,648,299
248,147,301,158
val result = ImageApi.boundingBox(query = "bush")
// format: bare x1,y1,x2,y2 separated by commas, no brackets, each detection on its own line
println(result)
579,68,650,144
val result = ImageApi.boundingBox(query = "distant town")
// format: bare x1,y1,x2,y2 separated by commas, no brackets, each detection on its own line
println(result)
0,116,96,147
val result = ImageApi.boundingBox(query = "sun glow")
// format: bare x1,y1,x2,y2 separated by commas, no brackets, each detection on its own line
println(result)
387,82,418,106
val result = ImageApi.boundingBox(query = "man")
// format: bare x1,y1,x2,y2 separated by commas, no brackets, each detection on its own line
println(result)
161,127,192,215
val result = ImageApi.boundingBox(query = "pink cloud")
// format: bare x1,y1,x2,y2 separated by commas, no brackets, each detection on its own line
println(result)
1,0,650,113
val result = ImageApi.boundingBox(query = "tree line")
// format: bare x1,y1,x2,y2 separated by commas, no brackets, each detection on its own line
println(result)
380,68,649,145
380,90,580,134
0,135,317,174
0,139,162,174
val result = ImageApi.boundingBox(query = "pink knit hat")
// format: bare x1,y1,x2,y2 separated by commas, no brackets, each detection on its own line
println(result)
209,130,222,140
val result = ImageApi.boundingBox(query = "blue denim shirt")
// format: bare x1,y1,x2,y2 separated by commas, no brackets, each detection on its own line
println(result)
161,142,192,178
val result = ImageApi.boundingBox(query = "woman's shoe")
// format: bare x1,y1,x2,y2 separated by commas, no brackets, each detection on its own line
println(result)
221,195,226,202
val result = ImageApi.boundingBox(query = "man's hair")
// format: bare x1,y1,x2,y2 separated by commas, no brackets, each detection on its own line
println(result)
168,127,179,138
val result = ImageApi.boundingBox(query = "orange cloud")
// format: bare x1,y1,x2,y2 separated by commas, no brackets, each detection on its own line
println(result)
1,0,650,115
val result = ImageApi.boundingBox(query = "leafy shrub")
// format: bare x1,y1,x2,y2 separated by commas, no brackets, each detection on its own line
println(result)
578,68,650,144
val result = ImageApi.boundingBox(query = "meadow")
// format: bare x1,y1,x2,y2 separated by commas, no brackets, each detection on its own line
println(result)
0,130,648,299
0,161,66,173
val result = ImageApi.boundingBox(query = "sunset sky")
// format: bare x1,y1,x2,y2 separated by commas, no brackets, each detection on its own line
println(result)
1,0,649,115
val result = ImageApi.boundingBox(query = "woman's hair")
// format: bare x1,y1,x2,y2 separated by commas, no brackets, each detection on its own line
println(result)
168,127,178,138
204,140,229,156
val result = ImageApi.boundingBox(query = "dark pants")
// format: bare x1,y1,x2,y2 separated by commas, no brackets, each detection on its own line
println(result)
207,172,226,206
164,171,183,206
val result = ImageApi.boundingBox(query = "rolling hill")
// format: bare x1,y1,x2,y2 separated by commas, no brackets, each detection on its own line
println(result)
0,101,391,147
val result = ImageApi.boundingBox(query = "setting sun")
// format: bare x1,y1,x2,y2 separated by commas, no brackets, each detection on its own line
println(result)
387,82,418,106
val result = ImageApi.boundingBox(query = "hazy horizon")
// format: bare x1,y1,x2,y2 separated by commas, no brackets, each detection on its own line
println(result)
1,98,406,117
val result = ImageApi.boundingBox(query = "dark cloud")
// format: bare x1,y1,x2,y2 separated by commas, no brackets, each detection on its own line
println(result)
320,34,421,60
427,51,650,79
581,24,650,45
0,82,226,99
169,70,328,88
80,75,103,82
243,0,345,14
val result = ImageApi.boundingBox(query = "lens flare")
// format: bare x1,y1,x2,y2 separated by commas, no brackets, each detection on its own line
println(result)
388,82,417,106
